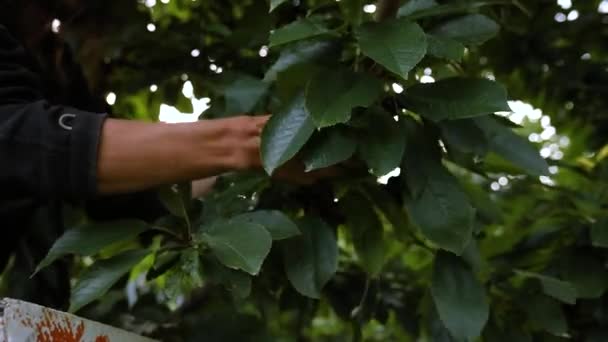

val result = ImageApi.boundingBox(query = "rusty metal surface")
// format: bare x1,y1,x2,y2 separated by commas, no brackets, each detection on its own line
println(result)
0,305,5,342
0,298,157,342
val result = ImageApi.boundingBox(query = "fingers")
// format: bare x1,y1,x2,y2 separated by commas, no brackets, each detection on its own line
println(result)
243,115,268,169
255,115,270,133
204,114,347,178
248,135,263,168
239,115,269,136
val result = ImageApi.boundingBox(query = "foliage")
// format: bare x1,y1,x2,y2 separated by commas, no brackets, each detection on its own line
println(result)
20,0,608,341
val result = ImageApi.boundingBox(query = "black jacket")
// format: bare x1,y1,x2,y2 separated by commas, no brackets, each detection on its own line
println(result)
0,24,163,308
0,24,106,199
0,23,106,308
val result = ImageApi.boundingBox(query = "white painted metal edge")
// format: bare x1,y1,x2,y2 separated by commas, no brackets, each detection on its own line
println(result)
0,298,158,342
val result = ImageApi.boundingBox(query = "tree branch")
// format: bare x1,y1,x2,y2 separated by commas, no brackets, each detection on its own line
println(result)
375,0,401,21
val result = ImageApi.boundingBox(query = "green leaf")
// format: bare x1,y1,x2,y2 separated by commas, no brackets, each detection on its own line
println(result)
405,158,475,254
402,117,475,254
460,240,483,272
426,34,465,61
211,260,252,299
282,217,338,298
269,17,331,47
232,210,300,240
305,69,383,128
591,218,608,248
180,249,204,288
403,78,510,121
362,185,412,241
397,0,438,17
70,249,149,312
35,220,148,274
525,296,568,336
540,277,578,305
440,118,489,156
222,269,252,299
147,252,180,281
159,183,192,219
269,0,288,12
276,63,322,103
586,330,608,342
264,40,340,82
401,2,513,21
401,117,437,198
432,14,499,46
356,18,427,79
302,127,357,171
202,175,270,224
224,74,268,114
129,248,157,282
483,320,533,342
517,270,578,304
161,253,206,302
174,92,194,113
261,93,316,174
461,180,503,223
358,110,406,176
475,117,549,176
202,220,273,275
340,191,386,277
428,315,457,342
560,254,608,299
165,80,193,113
431,252,489,341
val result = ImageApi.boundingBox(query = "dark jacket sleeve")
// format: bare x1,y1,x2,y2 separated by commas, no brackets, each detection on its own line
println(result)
0,25,107,201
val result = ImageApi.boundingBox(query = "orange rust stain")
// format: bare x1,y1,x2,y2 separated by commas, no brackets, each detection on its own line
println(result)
95,335,110,342
35,309,85,342
21,317,33,327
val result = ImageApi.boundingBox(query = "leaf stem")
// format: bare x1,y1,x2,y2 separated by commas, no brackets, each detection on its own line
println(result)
409,231,435,252
150,225,182,239
512,0,532,17
403,1,513,21
358,277,371,313
183,208,193,241
351,277,371,342
352,321,363,342
448,61,466,75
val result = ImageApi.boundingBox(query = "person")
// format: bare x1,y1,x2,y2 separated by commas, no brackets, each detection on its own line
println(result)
0,0,327,308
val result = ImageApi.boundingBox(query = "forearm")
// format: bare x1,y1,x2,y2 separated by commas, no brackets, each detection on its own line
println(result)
96,117,264,195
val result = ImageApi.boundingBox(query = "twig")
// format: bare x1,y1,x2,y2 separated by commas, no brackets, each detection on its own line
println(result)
351,278,372,342
375,0,401,22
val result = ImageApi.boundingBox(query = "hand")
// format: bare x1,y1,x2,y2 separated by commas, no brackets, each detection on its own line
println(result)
203,115,339,185
97,115,270,195
192,115,269,174
227,115,340,184
189,115,265,199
